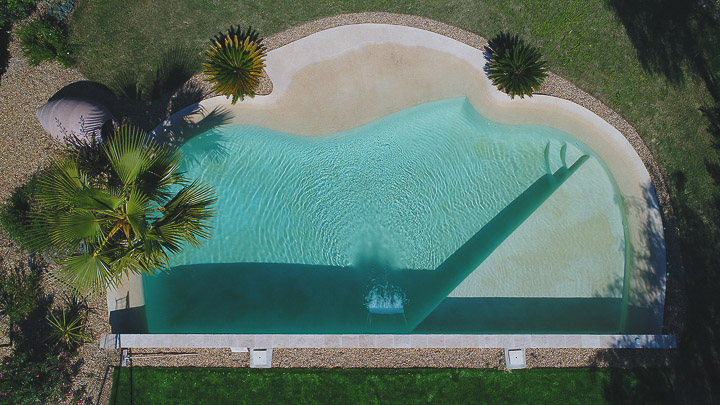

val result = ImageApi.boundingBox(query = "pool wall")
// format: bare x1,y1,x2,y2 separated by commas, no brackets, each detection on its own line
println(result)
107,22,667,343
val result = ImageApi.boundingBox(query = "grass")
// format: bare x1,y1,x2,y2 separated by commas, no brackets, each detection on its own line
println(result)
109,367,674,404
69,0,720,402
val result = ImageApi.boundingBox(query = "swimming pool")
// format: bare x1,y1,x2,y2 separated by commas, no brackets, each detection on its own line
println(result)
140,97,629,334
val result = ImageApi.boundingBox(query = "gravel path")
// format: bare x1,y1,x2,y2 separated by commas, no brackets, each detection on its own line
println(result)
0,12,680,404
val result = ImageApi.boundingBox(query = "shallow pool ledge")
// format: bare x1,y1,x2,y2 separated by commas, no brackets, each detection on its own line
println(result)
100,333,676,350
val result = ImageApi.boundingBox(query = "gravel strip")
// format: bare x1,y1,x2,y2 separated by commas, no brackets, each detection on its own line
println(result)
126,347,675,370
0,12,680,403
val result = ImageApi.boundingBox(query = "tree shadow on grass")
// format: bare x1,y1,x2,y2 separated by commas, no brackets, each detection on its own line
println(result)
604,3,720,402
646,168,720,404
605,0,720,99
109,45,203,104
603,366,676,405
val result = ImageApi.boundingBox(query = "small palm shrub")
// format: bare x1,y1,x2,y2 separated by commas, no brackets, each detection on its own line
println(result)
47,308,88,350
203,26,266,104
487,33,548,99
28,126,216,294
18,19,74,66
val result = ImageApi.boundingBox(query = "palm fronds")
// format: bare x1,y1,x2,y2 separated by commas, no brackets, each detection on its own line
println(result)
487,33,549,99
47,308,88,350
203,26,266,104
29,125,217,294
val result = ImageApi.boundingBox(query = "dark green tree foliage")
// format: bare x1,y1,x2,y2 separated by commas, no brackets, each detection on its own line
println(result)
487,33,548,99
18,18,74,66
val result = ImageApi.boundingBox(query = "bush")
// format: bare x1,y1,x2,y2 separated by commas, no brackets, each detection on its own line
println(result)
0,176,39,249
17,18,74,66
0,0,35,27
47,308,88,351
486,33,548,99
203,25,266,104
0,267,41,326
0,351,82,404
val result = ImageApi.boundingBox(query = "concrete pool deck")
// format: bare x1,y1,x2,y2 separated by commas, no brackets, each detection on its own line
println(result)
106,19,669,346
101,333,676,350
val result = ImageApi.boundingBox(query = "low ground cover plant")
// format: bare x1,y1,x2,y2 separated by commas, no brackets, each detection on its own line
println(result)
0,259,88,403
18,18,73,66
40,0,74,22
0,351,79,403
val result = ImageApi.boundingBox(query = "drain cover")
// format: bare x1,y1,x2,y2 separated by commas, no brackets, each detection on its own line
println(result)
505,348,526,370
250,348,273,368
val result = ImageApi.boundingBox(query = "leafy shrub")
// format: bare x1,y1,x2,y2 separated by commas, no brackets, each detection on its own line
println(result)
486,33,548,99
0,351,82,404
0,0,35,27
0,267,41,326
0,176,39,249
17,18,74,66
203,25,266,104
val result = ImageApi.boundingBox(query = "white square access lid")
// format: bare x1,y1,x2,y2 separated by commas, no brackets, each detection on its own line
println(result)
505,348,526,369
250,348,273,368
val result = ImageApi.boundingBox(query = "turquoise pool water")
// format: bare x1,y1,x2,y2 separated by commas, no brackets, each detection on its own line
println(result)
141,97,627,334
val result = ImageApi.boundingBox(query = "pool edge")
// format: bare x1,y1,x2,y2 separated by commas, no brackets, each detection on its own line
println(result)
126,20,670,338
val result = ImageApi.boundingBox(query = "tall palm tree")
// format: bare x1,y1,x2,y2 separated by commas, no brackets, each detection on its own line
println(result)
29,126,216,294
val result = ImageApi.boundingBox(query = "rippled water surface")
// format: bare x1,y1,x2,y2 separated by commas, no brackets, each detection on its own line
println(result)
142,97,627,334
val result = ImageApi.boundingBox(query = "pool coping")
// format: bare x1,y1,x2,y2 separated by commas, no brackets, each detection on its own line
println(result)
100,333,676,350
105,14,678,349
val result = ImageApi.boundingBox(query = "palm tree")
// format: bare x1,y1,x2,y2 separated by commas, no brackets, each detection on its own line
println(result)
29,126,216,294
202,26,266,104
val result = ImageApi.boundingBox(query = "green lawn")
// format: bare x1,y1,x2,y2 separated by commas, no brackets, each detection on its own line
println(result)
70,0,720,402
109,367,674,404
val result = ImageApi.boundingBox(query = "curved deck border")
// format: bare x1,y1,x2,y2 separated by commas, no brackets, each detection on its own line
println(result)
108,14,679,343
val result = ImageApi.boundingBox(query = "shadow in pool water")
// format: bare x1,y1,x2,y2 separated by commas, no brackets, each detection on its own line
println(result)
140,261,630,334
134,150,621,335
